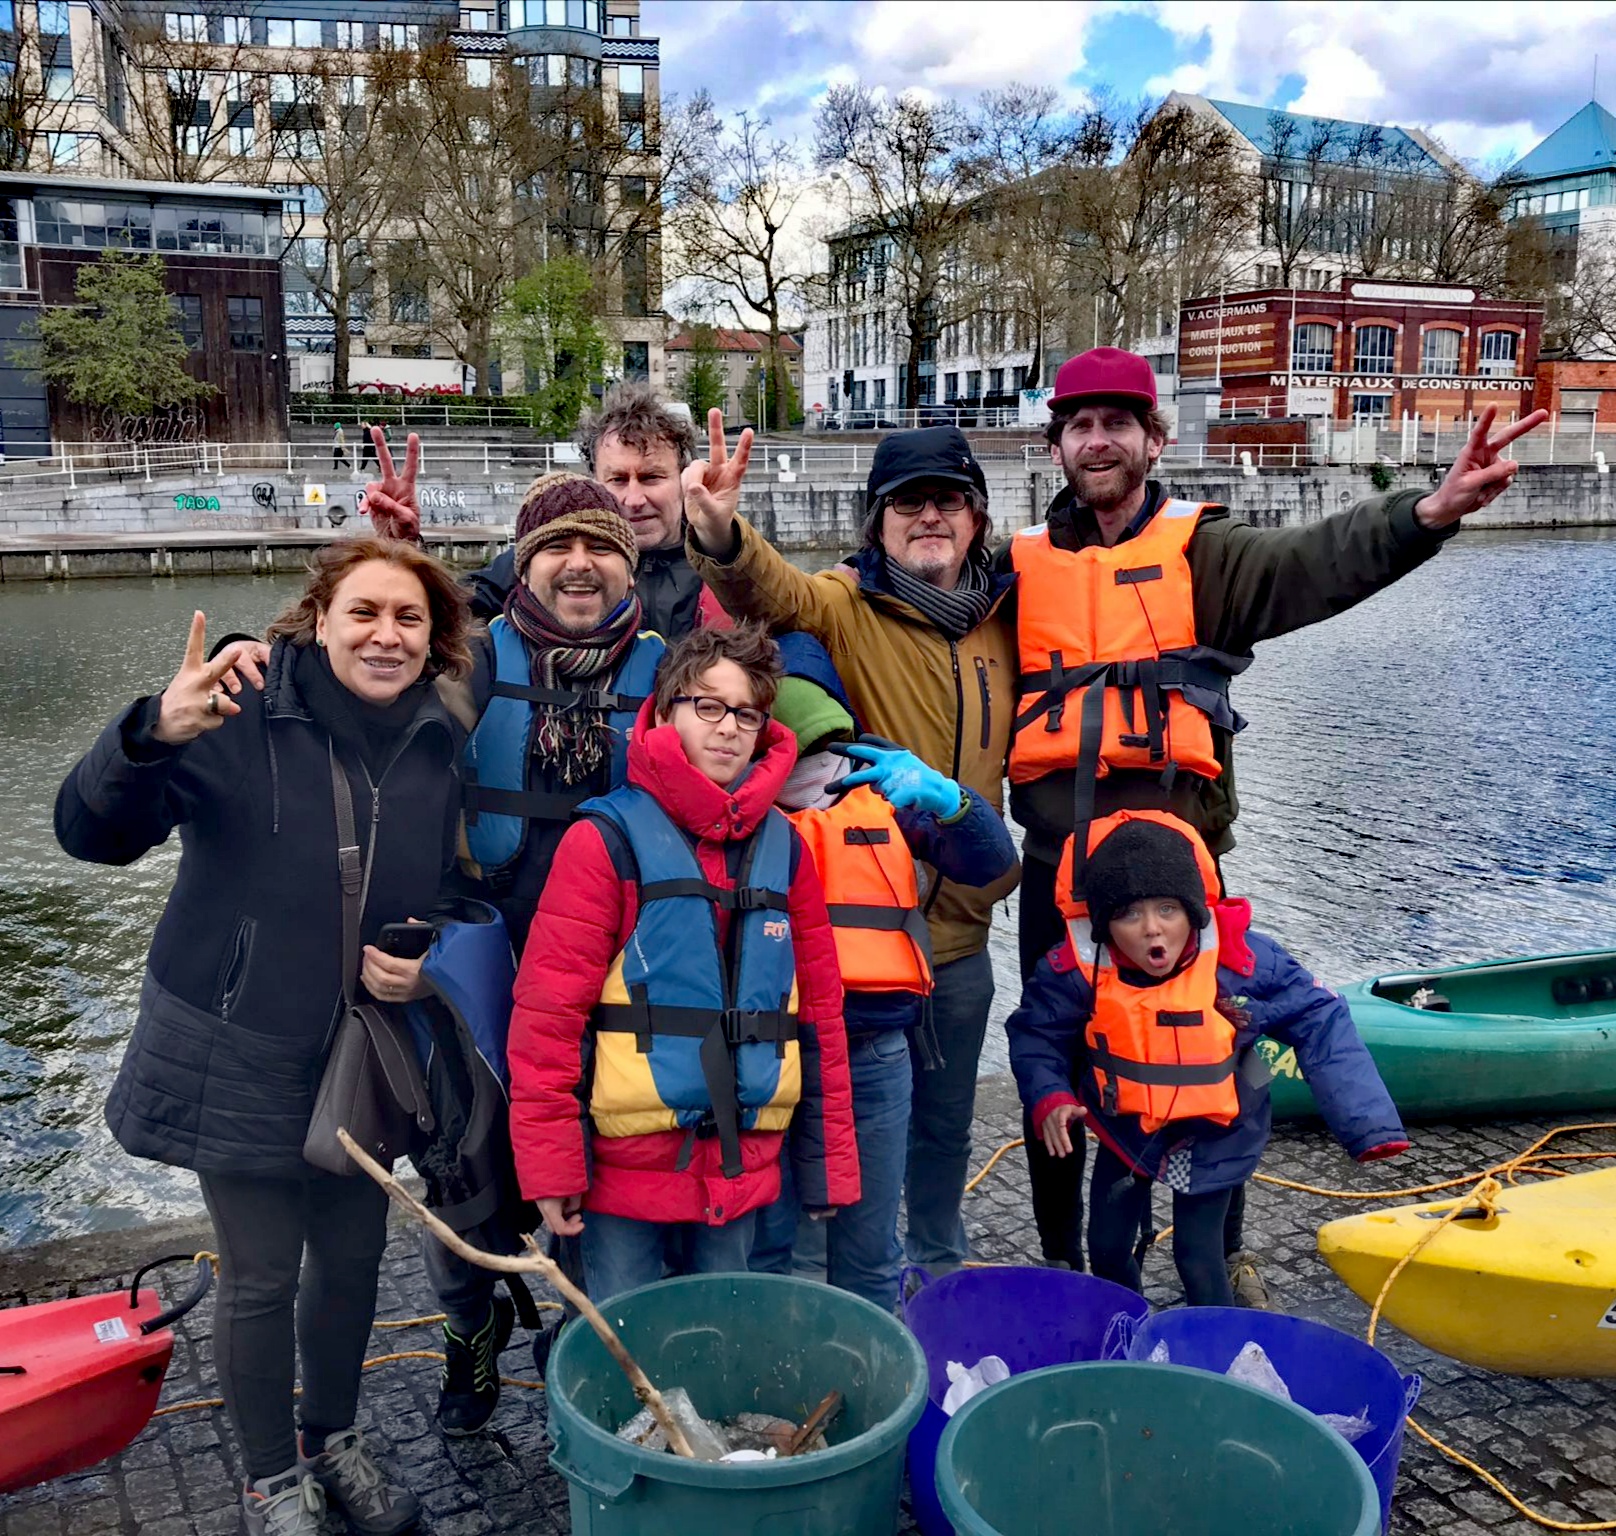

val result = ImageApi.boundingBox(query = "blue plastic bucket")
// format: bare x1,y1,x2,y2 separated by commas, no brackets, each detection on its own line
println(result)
901,1266,1151,1536
1126,1307,1420,1533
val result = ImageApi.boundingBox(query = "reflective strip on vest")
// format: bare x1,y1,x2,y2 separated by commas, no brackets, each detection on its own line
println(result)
581,785,801,1176
461,621,664,877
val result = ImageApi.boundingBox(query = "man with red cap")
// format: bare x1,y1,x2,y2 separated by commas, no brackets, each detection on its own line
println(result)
1003,345,1545,1287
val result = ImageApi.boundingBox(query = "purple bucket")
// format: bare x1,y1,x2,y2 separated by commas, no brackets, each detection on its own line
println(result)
1126,1307,1420,1534
901,1266,1151,1536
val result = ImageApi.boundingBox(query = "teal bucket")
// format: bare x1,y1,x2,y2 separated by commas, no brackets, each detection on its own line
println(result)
546,1272,928,1536
936,1361,1382,1536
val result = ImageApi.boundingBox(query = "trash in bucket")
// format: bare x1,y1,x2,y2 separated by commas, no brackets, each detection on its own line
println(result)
936,1361,1382,1536
547,1273,927,1536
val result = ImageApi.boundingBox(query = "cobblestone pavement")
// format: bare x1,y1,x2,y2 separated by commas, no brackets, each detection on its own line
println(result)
2,1077,1612,1536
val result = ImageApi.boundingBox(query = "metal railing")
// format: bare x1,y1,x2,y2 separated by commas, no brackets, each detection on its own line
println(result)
288,401,539,430
811,405,1030,432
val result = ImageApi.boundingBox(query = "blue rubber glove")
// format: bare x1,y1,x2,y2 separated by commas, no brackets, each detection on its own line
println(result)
835,740,966,818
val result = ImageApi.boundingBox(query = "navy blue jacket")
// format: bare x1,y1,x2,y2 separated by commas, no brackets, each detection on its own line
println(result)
846,785,1017,1033
54,641,461,1176
1005,907,1406,1193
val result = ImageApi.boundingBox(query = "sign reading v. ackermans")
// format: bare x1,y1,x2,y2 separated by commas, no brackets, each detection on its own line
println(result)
1177,300,1280,380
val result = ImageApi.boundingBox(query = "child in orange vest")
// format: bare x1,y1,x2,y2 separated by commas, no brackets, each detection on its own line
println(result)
1006,812,1407,1306
752,634,1016,1310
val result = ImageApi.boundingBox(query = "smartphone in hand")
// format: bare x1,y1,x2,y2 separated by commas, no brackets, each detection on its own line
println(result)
377,922,435,960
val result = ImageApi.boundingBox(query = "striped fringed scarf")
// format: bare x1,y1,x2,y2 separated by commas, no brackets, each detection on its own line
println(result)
502,581,645,785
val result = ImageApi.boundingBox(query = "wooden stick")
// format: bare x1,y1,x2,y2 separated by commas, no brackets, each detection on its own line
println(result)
784,1390,843,1458
335,1129,697,1458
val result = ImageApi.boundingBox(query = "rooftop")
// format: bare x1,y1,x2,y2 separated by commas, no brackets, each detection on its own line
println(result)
1509,101,1616,182
1203,98,1449,175
0,170,285,205
667,328,802,355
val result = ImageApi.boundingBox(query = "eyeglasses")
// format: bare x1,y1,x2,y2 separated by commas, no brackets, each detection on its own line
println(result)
886,488,971,517
669,695,769,732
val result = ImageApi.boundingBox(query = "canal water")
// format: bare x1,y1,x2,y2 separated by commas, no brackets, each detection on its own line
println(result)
3,529,1614,1244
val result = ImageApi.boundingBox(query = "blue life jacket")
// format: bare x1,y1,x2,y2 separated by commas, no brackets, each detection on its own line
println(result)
402,900,519,1235
462,618,665,878
580,784,801,1179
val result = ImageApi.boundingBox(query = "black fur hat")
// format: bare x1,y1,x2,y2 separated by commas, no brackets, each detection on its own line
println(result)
1080,819,1209,939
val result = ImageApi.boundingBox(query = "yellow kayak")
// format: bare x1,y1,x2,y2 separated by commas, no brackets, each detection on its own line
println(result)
1317,1168,1616,1378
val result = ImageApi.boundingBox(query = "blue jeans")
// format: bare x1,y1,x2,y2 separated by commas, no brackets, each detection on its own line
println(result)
581,1209,758,1304
751,1029,913,1311
905,950,994,1271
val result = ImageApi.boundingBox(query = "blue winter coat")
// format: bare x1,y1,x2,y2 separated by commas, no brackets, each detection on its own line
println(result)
1005,905,1406,1193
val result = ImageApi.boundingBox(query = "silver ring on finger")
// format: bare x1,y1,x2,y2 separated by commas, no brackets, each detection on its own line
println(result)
205,690,221,715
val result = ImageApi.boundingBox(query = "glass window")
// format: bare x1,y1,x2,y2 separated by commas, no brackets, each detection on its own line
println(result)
622,120,644,149
229,295,265,351
294,19,321,47
379,22,418,48
610,15,631,35
335,20,363,48
546,0,567,22
171,293,204,350
1350,393,1391,421
617,63,643,94
38,0,68,33
464,8,490,30
228,106,255,156
1479,330,1518,377
1292,322,1334,372
1420,328,1461,376
46,132,81,165
166,13,207,41
966,369,981,397
221,16,251,45
0,3,14,31
269,72,295,102
1353,324,1396,371
623,340,649,379
466,58,492,87
988,367,1004,394
46,64,72,99
266,18,293,47
622,174,646,206
944,371,958,400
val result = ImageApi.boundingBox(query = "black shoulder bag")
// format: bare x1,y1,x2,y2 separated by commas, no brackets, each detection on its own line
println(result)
304,747,435,1177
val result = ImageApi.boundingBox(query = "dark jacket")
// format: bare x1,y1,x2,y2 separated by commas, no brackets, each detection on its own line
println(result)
1005,903,1407,1194
689,518,1022,964
997,481,1456,863
465,539,710,639
54,641,462,1176
507,705,859,1223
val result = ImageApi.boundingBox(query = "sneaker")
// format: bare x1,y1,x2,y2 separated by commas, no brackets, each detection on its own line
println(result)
1227,1249,1273,1309
437,1294,515,1436
242,1470,325,1536
299,1427,420,1535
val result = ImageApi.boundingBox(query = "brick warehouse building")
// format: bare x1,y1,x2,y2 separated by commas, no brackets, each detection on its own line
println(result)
1177,279,1543,433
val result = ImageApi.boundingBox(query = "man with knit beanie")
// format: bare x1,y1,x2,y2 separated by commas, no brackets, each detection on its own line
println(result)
426,472,666,1437
753,634,1016,1311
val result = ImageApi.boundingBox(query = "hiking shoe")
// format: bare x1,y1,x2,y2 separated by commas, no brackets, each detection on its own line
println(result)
299,1427,420,1535
437,1293,515,1436
242,1470,325,1536
1227,1249,1273,1309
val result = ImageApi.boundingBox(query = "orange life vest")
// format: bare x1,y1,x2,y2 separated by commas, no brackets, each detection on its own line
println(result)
789,785,934,996
1055,809,1239,1133
1008,499,1244,790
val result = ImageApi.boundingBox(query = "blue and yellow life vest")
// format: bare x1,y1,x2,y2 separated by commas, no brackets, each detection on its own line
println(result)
462,618,665,877
581,784,801,1178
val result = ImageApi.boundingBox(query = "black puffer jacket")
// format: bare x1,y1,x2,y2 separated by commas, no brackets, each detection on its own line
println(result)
54,640,462,1176
464,538,708,638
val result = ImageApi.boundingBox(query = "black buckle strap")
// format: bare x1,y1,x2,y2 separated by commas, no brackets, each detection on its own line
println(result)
637,878,789,913
489,680,649,713
464,781,589,824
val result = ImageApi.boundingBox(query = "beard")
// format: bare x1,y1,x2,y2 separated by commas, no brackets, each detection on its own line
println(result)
1060,444,1151,513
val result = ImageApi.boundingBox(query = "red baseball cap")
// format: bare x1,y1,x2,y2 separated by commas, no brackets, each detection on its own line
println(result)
1048,347,1157,411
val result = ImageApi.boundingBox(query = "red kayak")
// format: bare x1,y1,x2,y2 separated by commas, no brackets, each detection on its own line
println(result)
0,1254,213,1494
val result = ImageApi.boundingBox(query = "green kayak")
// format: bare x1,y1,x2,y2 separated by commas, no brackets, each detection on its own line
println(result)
1257,949,1616,1121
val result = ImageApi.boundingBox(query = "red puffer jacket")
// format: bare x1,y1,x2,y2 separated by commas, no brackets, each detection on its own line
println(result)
508,703,859,1226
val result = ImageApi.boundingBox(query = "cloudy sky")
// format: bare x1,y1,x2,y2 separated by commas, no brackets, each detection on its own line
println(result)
641,0,1616,172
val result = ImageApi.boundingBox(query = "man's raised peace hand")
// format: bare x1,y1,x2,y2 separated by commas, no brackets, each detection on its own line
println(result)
1415,406,1548,529
364,427,422,541
681,406,753,553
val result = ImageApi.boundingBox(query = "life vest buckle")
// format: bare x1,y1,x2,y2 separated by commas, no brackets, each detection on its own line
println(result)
730,886,772,912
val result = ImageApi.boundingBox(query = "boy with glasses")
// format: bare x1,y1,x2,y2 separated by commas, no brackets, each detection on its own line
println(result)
505,625,860,1302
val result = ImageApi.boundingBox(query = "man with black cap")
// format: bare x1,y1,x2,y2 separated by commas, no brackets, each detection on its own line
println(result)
1003,345,1545,1286
683,407,1019,1276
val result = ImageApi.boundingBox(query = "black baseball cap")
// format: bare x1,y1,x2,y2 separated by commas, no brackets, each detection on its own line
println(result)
865,426,988,510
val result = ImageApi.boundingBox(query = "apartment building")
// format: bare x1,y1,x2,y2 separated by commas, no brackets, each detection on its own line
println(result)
664,326,802,425
3,0,665,396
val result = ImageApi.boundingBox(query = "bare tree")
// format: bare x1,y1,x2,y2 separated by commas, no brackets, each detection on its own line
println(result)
815,85,984,411
667,95,810,427
1065,97,1254,345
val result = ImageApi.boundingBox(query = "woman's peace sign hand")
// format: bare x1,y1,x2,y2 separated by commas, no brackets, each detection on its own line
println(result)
364,428,422,541
152,611,263,745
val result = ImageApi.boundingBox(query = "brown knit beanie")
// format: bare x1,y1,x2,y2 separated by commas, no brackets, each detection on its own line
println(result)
511,472,639,576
